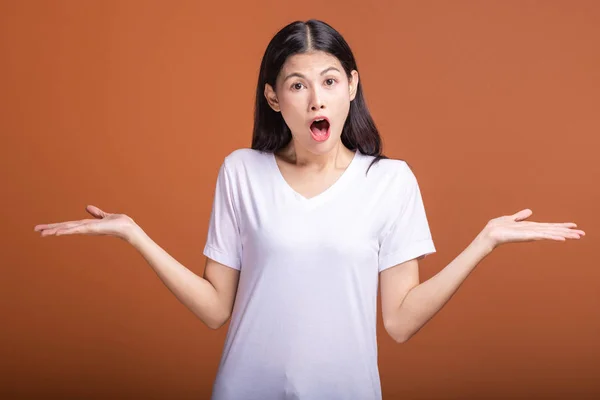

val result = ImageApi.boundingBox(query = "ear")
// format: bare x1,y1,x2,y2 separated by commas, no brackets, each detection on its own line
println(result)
349,70,359,101
264,83,281,112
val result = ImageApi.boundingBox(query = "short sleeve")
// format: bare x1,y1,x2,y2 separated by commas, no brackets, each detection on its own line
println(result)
203,158,242,270
378,164,436,272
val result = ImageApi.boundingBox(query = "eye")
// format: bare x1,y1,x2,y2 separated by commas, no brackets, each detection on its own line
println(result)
325,78,336,86
291,82,304,91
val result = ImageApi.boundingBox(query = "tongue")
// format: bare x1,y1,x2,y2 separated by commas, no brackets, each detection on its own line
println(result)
310,120,329,137
310,126,327,136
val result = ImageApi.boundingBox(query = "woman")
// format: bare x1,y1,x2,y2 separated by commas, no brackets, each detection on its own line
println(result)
34,19,584,400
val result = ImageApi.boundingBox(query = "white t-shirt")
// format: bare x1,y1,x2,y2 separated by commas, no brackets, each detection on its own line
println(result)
203,148,436,400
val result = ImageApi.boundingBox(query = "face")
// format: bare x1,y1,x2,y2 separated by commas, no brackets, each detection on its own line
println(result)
264,51,359,154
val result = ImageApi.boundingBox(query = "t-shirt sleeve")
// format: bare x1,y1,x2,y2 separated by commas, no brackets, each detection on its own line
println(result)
378,163,436,272
203,158,242,270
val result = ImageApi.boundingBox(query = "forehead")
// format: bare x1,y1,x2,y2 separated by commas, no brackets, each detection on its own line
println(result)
280,51,343,74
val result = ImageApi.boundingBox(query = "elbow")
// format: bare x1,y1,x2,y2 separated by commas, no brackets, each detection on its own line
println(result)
206,321,222,330
384,318,411,344
389,329,411,344
206,320,225,330
393,332,411,344
205,311,231,330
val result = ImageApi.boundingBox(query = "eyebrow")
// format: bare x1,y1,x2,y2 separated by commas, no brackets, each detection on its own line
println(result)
283,67,341,82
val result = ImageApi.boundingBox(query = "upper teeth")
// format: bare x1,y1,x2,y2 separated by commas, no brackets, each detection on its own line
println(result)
315,119,325,122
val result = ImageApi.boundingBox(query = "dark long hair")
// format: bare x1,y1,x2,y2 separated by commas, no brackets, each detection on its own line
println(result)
251,19,392,175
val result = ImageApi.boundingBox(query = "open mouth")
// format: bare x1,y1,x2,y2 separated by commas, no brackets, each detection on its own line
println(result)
310,119,330,141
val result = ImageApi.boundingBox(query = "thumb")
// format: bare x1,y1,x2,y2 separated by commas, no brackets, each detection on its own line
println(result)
513,208,533,221
86,205,108,219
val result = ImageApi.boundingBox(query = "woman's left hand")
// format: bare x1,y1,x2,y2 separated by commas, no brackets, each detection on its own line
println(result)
479,209,586,251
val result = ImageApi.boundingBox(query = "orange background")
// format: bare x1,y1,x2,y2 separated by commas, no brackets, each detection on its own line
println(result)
2,1,599,399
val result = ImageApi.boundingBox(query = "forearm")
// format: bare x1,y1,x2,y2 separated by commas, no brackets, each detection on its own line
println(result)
388,234,494,342
124,223,227,329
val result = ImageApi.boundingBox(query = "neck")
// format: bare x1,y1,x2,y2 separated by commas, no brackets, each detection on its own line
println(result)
277,141,355,172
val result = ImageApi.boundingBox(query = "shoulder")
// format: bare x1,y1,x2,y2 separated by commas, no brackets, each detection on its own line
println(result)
222,148,271,171
360,154,415,184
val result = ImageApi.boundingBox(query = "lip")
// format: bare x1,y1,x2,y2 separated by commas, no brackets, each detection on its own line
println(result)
309,115,331,142
310,116,330,124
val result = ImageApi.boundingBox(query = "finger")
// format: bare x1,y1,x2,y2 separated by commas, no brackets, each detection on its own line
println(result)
516,224,582,233
513,209,533,221
508,230,561,242
519,221,578,228
35,222,72,231
543,226,584,236
86,205,109,218
537,228,582,240
35,220,92,231
532,231,567,241
563,228,585,236
41,221,95,236
534,227,581,237
54,222,96,236
522,233,566,242
55,228,81,236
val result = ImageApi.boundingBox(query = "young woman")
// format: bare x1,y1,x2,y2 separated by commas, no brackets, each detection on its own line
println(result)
34,19,585,400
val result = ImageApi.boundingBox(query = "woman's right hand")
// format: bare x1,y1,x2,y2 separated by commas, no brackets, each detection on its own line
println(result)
34,205,136,241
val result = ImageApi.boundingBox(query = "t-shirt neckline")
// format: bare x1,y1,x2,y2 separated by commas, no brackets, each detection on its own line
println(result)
269,149,361,209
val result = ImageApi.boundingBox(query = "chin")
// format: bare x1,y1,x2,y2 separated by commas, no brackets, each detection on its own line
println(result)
307,136,342,151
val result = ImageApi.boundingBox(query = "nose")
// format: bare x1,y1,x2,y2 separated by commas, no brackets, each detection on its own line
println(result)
309,87,325,111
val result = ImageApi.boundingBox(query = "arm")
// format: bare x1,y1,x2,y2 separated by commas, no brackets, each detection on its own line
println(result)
381,209,583,343
125,222,240,330
381,234,492,343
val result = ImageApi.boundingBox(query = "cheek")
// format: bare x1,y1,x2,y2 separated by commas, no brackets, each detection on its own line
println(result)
334,96,351,126
279,96,305,123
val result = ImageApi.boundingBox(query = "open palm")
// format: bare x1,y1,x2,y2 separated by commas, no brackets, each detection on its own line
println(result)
482,209,585,250
34,205,134,240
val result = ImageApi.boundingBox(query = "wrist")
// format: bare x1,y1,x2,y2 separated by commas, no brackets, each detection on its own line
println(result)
473,229,496,256
123,220,146,246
